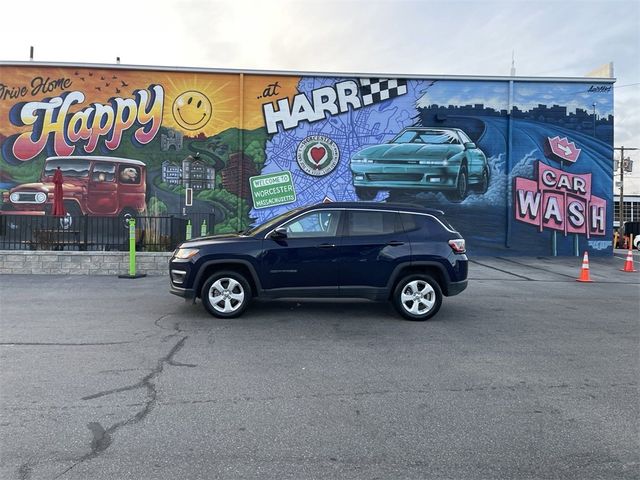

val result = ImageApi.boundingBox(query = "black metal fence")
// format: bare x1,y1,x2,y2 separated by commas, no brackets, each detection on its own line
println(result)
0,214,205,251
166,212,217,238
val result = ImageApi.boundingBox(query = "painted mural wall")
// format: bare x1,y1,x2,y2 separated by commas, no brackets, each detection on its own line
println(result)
0,64,614,255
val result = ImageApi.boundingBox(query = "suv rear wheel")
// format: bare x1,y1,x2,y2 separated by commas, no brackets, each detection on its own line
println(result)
393,274,442,321
202,271,252,318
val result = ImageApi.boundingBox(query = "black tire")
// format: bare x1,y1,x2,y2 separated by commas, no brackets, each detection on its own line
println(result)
61,201,82,229
119,208,137,228
355,187,378,201
445,166,468,202
392,274,442,321
201,271,252,318
476,167,489,194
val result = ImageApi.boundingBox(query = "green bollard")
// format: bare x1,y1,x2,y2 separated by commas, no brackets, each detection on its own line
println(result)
119,217,147,279
186,219,192,240
201,219,207,237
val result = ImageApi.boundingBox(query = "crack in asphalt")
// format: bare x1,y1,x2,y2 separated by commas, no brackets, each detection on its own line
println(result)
495,256,577,279
469,259,534,280
17,461,33,480
53,335,191,479
154,313,187,333
154,380,638,408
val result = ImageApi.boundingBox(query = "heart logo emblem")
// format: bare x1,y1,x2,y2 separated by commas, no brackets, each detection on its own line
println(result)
309,146,327,166
296,135,339,177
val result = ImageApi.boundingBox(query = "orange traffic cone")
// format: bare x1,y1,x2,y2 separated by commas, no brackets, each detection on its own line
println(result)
620,248,637,272
576,251,593,282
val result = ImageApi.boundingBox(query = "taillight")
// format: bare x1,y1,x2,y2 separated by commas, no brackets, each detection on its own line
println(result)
448,238,466,253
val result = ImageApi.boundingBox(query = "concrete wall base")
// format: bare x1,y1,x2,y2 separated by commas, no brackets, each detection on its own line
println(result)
0,251,171,275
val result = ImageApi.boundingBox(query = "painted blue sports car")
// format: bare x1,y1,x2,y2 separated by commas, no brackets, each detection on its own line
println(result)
350,127,489,201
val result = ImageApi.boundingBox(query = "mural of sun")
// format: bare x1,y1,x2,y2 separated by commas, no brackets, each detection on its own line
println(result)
0,66,300,139
163,74,240,137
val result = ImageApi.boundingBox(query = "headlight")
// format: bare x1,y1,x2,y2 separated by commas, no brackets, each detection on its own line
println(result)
419,159,448,166
174,248,199,259
35,192,47,203
352,157,373,164
9,193,19,203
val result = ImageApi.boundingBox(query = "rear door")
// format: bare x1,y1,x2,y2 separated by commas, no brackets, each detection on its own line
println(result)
338,209,410,296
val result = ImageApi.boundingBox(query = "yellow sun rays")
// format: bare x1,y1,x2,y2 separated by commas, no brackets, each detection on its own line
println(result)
163,74,241,137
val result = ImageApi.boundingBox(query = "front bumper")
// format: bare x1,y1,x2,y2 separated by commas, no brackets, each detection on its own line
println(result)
169,259,197,298
170,282,196,299
351,163,460,190
0,208,46,216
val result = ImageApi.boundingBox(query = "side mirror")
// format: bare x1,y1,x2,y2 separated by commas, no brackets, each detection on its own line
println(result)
270,227,288,239
464,142,476,149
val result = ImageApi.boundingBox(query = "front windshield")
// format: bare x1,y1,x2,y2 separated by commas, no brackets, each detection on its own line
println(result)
243,207,306,236
43,159,91,178
392,130,460,145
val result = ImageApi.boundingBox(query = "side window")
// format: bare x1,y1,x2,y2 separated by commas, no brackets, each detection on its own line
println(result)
399,213,420,233
91,162,116,182
346,211,400,236
282,210,341,238
119,165,141,185
458,131,472,144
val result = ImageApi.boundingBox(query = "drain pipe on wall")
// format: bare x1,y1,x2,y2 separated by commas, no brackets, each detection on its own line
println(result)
505,79,514,249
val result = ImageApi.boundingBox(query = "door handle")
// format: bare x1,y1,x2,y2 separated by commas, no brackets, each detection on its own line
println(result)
317,243,336,248
386,241,405,246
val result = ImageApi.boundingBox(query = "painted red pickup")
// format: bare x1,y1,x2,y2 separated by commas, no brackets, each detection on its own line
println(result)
2,156,146,218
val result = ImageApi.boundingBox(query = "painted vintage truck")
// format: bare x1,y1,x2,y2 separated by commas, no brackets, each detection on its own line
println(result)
1,156,147,218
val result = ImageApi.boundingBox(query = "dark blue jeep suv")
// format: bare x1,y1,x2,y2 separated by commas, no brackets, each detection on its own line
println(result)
170,202,468,321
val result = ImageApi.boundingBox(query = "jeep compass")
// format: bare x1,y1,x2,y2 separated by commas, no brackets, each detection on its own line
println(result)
170,202,468,321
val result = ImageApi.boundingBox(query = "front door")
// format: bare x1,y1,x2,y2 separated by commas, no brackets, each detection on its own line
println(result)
87,162,118,215
260,209,342,295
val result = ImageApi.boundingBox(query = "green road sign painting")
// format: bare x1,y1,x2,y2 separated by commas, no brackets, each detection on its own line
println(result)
250,171,296,209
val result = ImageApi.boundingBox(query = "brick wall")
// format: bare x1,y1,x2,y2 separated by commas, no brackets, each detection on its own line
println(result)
0,251,172,275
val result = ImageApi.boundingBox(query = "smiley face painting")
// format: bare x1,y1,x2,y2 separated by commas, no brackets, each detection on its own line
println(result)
172,90,212,131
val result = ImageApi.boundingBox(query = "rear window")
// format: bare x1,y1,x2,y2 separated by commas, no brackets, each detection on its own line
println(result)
400,213,457,235
92,162,116,182
346,211,402,236
434,215,457,232
44,159,90,178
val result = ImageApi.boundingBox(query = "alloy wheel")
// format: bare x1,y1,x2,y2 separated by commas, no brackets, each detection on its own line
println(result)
400,279,436,316
208,277,245,314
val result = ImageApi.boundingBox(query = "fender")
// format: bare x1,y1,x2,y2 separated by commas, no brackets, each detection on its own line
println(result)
386,260,450,294
193,259,263,295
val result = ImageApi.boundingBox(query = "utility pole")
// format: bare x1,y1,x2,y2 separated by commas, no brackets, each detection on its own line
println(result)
614,146,638,227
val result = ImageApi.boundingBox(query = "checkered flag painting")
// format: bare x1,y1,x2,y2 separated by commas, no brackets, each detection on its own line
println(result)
358,78,408,106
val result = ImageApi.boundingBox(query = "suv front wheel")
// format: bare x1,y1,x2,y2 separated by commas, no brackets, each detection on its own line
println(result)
202,271,252,318
393,274,442,321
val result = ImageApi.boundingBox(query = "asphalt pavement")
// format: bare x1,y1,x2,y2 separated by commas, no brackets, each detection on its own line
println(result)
0,253,638,480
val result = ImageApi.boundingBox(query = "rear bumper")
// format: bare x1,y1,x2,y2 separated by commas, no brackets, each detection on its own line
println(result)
445,279,468,296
